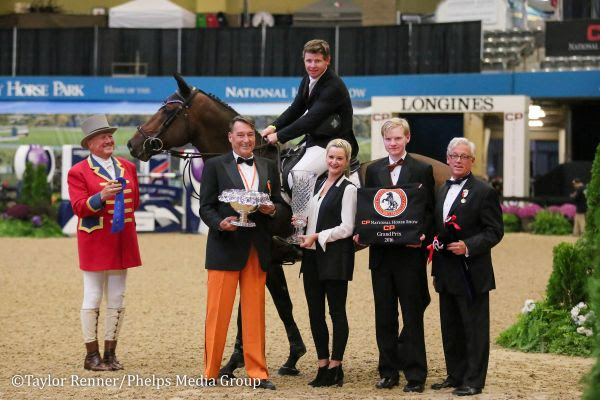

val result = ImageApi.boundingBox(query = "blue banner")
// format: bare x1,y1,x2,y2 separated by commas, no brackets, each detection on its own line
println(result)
0,71,599,103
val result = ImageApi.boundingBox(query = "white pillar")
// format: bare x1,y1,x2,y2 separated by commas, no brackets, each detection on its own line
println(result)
502,96,530,197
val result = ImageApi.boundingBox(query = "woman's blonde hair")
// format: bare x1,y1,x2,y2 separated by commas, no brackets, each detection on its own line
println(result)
325,138,352,176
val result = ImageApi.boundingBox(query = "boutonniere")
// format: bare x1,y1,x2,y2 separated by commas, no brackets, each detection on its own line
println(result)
267,179,272,195
460,189,469,203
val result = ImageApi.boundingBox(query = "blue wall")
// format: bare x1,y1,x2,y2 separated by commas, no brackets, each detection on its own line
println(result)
0,71,598,106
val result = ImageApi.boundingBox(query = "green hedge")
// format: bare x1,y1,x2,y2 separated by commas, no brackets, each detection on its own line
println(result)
531,210,572,235
584,143,600,400
0,216,63,237
546,242,593,308
503,213,521,232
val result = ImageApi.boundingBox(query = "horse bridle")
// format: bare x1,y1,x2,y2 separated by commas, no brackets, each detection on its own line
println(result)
137,88,272,160
136,89,199,156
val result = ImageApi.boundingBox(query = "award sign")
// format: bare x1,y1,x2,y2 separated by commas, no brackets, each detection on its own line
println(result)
355,184,426,245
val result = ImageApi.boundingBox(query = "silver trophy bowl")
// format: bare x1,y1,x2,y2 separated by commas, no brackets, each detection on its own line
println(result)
218,189,272,227
287,170,319,244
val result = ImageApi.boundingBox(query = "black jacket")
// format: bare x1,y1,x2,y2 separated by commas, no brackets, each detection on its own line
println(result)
199,152,288,271
273,67,358,157
432,175,504,295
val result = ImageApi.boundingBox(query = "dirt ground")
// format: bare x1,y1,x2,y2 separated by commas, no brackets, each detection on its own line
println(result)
0,232,593,399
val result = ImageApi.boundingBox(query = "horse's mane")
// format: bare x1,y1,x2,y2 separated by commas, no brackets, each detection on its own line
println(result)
196,89,239,116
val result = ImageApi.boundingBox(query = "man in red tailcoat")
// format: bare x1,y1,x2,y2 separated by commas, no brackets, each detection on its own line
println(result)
68,114,141,371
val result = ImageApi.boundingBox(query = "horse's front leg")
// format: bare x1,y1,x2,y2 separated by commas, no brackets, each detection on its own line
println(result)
266,263,307,376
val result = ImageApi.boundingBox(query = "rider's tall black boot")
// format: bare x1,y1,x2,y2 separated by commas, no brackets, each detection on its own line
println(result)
219,336,244,379
278,325,307,376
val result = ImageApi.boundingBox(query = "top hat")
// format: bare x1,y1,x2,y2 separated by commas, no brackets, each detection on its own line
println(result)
80,114,117,148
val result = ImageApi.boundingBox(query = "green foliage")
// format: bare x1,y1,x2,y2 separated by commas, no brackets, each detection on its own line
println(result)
0,216,63,237
531,210,572,235
584,143,600,400
546,242,593,308
19,162,51,211
585,144,600,240
583,278,600,399
503,213,521,232
496,301,594,357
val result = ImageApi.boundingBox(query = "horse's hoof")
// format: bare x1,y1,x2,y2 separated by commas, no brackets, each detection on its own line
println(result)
278,366,300,376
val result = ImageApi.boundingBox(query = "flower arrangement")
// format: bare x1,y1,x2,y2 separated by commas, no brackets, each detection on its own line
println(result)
521,299,536,314
497,299,594,356
571,302,595,337
501,204,520,216
559,203,576,220
547,204,577,220
516,203,543,219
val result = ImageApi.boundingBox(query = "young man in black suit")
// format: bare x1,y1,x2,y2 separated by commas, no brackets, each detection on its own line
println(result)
261,39,359,190
199,116,288,390
430,137,503,396
356,118,434,393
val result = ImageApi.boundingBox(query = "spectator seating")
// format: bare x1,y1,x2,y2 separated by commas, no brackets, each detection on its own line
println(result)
481,27,541,71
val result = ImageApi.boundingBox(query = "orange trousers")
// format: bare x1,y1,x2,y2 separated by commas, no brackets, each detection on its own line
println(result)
204,246,268,379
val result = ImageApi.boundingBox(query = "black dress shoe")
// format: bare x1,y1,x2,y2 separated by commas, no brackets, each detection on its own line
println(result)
403,381,425,393
431,377,461,390
452,386,482,396
255,379,276,390
375,376,399,389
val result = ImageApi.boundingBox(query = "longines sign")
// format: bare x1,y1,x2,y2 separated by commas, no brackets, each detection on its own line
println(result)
392,96,494,112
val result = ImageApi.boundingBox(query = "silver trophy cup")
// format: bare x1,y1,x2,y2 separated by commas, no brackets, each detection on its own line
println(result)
218,189,272,227
287,170,319,244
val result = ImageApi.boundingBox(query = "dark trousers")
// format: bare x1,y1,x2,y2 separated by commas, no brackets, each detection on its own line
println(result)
371,252,429,383
439,291,490,389
235,263,301,346
302,250,349,361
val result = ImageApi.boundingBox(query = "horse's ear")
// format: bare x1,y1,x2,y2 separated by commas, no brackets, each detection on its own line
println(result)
173,73,191,98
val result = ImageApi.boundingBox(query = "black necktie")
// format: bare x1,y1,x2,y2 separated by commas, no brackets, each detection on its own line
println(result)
446,174,470,186
387,158,404,172
237,157,254,166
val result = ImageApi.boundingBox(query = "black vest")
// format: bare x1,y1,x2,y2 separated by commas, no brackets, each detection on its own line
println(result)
311,176,355,281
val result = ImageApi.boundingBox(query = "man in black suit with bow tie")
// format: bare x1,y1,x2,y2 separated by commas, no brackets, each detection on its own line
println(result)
430,137,503,396
261,39,359,190
357,118,434,393
200,116,288,390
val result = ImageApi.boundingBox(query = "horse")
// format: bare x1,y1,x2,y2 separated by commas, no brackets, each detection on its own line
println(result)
382,192,398,211
127,73,451,377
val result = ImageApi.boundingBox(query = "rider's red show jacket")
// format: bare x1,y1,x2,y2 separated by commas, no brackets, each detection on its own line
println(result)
68,156,142,271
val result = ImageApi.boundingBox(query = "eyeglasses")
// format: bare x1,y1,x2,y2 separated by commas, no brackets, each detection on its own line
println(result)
448,154,473,161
